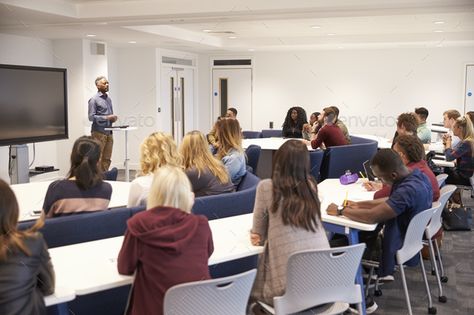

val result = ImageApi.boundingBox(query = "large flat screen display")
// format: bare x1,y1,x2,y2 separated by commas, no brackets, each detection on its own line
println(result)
0,64,68,146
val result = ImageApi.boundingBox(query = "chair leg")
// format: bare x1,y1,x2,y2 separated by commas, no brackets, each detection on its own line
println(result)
434,240,448,283
428,240,447,302
399,264,413,315
365,266,375,298
419,252,437,314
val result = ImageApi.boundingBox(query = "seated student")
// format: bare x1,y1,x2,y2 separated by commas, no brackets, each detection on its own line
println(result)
302,111,320,140
180,130,234,197
0,179,55,315
415,107,432,144
444,115,474,186
364,135,440,201
207,108,238,152
118,166,213,315
331,106,351,144
250,140,329,309
42,136,112,217
282,106,307,138
327,149,432,310
308,107,348,149
442,109,461,147
390,112,418,149
127,132,181,207
215,118,247,186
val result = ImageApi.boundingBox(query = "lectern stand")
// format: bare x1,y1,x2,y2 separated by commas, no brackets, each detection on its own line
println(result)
105,127,137,182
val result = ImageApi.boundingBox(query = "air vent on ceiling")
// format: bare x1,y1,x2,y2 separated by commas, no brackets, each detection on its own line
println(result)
90,42,106,55
162,56,193,66
213,59,252,66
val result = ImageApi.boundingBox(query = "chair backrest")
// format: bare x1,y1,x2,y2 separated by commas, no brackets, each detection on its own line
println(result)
397,205,437,265
163,269,256,315
309,150,324,182
425,185,456,238
192,172,260,220
242,131,262,139
273,244,365,314
18,207,135,248
245,145,261,174
261,129,283,138
436,173,449,187
103,167,118,181
320,141,378,180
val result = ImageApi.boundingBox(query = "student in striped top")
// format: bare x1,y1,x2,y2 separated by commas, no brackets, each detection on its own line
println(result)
42,136,112,217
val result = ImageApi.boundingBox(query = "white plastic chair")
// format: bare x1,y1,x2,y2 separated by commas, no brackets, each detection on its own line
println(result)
258,244,366,315
397,205,438,315
163,269,256,315
435,173,448,187
424,185,456,298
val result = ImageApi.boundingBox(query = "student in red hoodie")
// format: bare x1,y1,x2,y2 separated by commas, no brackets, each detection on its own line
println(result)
117,165,214,315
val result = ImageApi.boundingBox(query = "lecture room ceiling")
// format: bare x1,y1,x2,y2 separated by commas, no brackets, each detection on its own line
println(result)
0,0,473,52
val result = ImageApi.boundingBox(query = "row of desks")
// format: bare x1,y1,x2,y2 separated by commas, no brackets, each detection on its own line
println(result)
38,178,376,314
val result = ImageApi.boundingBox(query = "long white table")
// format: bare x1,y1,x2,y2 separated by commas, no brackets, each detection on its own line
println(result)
12,180,132,222
48,213,263,296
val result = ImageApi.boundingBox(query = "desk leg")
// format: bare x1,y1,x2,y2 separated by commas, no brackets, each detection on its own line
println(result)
347,229,367,315
323,223,367,315
124,130,129,182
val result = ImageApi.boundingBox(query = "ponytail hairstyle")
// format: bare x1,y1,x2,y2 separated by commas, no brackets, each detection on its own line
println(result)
68,136,103,190
0,179,44,261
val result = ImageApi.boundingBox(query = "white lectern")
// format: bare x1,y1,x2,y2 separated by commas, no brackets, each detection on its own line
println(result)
105,126,137,182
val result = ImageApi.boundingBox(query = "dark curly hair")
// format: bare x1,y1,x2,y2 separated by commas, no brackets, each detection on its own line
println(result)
397,112,418,134
282,106,307,130
393,134,425,163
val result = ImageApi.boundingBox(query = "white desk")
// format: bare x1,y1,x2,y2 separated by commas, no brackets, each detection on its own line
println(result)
48,213,262,296
44,286,76,307
13,180,132,222
353,134,392,149
430,125,449,133
242,137,314,178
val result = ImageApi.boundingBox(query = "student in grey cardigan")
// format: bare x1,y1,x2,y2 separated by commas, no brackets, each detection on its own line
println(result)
250,140,329,306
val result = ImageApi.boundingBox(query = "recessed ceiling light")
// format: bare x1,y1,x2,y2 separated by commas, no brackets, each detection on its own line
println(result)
433,21,445,25
433,30,444,33
327,33,336,36
337,46,344,49
86,34,96,37
248,48,255,51
202,29,212,32
311,25,321,29
128,41,137,44
228,36,237,39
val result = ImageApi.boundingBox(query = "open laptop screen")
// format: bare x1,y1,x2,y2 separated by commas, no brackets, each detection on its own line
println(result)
363,160,376,181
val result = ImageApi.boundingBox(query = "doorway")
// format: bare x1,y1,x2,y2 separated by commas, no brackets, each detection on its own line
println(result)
161,66,194,145
212,68,252,130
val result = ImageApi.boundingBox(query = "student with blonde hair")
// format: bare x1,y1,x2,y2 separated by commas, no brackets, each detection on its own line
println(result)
215,118,247,185
127,132,181,207
118,166,213,315
180,130,234,196
0,179,55,314
444,115,474,186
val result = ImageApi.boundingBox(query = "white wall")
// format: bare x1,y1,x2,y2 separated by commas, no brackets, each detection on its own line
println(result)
249,47,474,137
108,47,157,170
0,33,57,182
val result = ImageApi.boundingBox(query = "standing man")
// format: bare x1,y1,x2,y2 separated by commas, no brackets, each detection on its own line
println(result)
88,76,117,172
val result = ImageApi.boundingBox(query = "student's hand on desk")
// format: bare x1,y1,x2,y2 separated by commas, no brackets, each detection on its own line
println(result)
345,200,359,208
250,232,261,246
326,203,339,216
362,181,382,191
